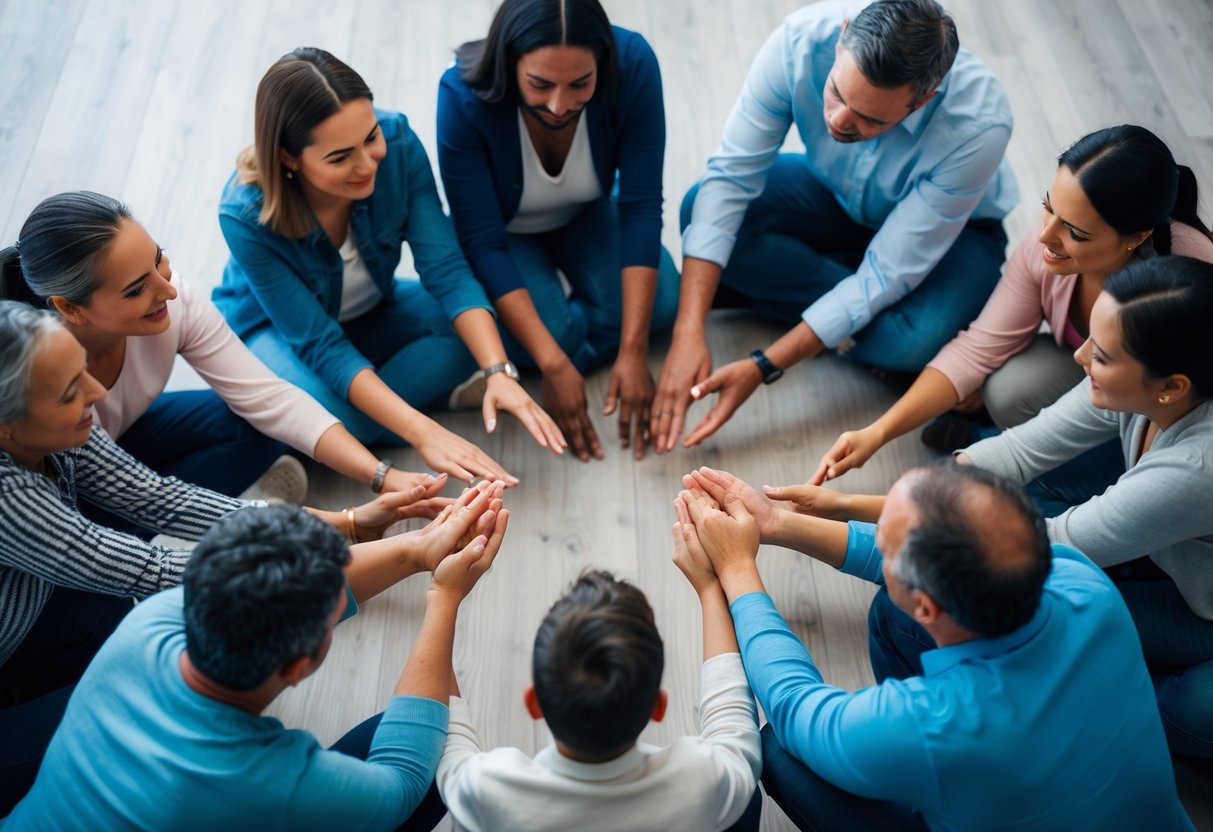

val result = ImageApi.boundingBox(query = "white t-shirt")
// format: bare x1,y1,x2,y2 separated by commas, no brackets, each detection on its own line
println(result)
337,227,383,321
506,110,603,235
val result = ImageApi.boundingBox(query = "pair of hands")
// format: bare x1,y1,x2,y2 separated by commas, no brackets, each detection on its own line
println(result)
650,333,762,453
669,467,853,593
408,480,510,601
539,346,658,463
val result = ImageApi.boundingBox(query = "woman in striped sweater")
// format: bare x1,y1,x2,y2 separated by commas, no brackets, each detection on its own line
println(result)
0,301,487,812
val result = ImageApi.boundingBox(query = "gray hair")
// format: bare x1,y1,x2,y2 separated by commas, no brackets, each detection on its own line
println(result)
0,191,132,309
840,0,959,104
0,301,65,423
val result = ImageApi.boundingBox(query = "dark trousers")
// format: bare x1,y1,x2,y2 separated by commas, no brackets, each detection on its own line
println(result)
0,588,133,814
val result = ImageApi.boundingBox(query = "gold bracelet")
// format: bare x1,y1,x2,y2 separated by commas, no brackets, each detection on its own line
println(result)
345,507,359,544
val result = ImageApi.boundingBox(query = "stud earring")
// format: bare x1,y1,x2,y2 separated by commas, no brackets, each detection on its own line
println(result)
285,170,294,180
1159,394,1171,404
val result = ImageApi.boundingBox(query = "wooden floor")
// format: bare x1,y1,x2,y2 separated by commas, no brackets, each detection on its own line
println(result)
3,0,1212,828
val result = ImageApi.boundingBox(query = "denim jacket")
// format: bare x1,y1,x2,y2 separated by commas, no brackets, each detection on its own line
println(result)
214,110,492,396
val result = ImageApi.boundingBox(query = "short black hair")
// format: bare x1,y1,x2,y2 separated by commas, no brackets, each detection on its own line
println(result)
890,465,1052,637
840,0,958,102
532,570,663,758
183,505,351,691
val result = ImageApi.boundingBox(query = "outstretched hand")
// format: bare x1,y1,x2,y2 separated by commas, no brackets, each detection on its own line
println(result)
604,348,656,460
672,496,719,593
682,358,763,448
541,361,604,463
811,426,883,485
406,480,505,572
761,481,849,521
678,481,761,576
430,506,510,601
483,374,566,458
651,333,712,453
684,467,780,543
352,473,453,539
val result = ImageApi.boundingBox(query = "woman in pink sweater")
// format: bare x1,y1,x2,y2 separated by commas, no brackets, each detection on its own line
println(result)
814,125,1213,485
0,191,461,509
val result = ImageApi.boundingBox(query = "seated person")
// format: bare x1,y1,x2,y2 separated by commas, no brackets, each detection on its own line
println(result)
215,48,564,485
1,190,454,500
4,499,508,831
436,569,761,832
814,124,1212,484
0,299,478,811
678,464,1191,830
652,0,1017,452
439,0,680,461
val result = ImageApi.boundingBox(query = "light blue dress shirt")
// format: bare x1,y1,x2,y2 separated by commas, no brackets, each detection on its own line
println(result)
684,0,1018,348
729,525,1192,831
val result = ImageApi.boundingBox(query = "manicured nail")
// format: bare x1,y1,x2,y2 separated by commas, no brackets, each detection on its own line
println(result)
486,419,496,433
690,386,701,398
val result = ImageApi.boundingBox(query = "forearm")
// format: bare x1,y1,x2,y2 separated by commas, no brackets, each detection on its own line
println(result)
768,510,850,569
494,289,570,373
671,257,722,337
451,308,508,368
698,583,741,659
764,321,824,370
870,368,961,445
618,265,658,354
346,369,434,445
396,589,461,703
312,423,384,490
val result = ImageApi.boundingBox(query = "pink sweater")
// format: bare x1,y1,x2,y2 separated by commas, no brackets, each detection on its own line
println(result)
928,221,1213,399
93,273,339,456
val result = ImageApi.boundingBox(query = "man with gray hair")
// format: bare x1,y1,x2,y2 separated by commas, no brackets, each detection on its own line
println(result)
652,0,1018,453
677,463,1191,829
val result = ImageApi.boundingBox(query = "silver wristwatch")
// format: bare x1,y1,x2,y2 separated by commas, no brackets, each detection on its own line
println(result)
484,361,520,381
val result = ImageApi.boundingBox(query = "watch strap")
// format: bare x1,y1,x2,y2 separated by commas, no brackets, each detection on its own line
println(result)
750,350,783,384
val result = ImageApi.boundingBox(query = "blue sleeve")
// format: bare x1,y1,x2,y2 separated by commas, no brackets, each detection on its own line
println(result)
839,522,885,584
218,211,372,397
398,127,494,321
284,696,448,829
802,126,1012,347
436,74,526,301
730,592,939,804
613,32,665,270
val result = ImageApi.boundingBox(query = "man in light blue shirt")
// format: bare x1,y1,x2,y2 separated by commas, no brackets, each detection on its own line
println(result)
3,499,508,832
677,464,1191,830
652,0,1018,453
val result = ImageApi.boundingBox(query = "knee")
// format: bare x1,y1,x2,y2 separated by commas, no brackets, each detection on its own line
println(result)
1155,664,1213,757
866,588,896,640
982,365,1039,429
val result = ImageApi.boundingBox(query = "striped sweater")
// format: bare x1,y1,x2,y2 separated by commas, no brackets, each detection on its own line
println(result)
0,427,245,668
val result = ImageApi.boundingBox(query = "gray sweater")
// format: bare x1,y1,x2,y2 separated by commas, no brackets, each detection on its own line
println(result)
963,379,1213,620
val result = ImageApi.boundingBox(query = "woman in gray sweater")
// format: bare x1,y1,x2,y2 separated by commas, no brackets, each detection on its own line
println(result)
957,255,1213,757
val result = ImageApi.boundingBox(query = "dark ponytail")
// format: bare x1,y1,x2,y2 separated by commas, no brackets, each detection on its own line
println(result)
0,246,44,306
1059,125,1211,256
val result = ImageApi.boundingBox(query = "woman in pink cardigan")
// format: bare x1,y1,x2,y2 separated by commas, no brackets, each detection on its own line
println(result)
814,125,1213,485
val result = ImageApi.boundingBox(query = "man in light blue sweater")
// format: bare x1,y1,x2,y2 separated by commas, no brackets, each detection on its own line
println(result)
679,463,1191,831
3,497,508,831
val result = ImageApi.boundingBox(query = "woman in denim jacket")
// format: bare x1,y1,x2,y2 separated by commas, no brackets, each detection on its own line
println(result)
215,48,564,485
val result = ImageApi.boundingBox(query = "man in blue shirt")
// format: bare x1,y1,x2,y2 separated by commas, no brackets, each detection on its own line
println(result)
677,464,1191,830
3,498,509,832
652,0,1018,453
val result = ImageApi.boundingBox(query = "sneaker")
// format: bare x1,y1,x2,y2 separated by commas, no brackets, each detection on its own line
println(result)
448,370,487,410
240,455,308,504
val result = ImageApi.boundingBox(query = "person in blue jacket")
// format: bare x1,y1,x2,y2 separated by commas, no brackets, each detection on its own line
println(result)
215,48,564,486
438,0,680,462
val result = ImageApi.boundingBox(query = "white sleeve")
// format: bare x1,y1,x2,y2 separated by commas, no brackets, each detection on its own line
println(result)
698,653,762,830
436,695,490,832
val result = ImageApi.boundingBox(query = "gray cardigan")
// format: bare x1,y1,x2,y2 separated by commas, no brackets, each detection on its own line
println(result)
963,379,1213,620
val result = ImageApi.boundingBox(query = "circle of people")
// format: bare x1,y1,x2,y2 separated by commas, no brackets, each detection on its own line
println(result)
1,0,1210,829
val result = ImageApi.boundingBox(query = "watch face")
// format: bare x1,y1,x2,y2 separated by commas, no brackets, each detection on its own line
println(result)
503,362,520,381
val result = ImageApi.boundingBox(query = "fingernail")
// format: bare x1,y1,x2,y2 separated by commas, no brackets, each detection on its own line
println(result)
690,386,701,398
486,419,496,433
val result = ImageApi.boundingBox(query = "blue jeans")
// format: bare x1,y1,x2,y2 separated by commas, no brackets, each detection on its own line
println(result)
0,588,133,814
680,154,1008,372
247,277,479,445
330,712,448,831
760,724,926,831
1023,438,1125,520
502,197,680,374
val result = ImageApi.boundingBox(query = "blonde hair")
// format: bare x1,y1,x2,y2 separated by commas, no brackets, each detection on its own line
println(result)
238,48,373,239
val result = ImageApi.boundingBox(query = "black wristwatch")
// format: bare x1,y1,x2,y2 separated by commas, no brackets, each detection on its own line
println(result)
484,361,520,381
750,350,783,384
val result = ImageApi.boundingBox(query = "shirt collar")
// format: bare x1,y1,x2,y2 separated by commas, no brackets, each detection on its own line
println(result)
921,594,1051,676
535,743,647,782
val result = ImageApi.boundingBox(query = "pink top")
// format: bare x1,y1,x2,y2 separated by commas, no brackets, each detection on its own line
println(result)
92,273,339,456
927,221,1213,399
